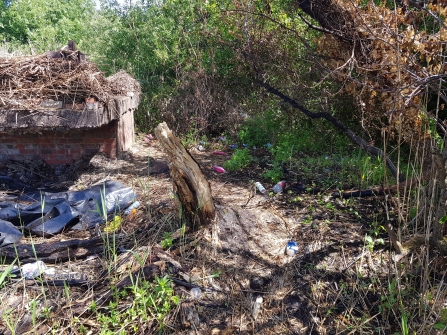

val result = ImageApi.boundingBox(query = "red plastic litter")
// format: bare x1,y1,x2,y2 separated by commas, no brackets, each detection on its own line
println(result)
213,151,227,156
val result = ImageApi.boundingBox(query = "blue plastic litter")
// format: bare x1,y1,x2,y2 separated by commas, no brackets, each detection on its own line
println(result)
0,220,23,246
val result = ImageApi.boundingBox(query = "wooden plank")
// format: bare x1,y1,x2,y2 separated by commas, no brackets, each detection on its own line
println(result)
0,236,110,263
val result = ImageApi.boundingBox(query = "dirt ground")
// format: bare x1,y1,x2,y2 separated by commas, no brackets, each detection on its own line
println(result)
0,133,399,335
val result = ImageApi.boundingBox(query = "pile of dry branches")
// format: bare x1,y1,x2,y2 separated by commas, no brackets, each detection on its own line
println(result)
0,52,138,111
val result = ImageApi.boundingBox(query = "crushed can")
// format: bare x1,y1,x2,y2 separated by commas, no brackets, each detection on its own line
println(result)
285,240,298,256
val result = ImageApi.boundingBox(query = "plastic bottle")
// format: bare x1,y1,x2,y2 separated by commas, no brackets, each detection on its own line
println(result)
124,201,140,215
254,182,266,194
273,181,286,193
213,166,226,173
285,240,298,256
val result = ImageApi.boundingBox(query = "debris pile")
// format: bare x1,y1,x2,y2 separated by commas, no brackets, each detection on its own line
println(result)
0,180,138,247
0,44,140,111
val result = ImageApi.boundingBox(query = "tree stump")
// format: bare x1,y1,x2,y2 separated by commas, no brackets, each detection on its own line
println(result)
154,122,215,230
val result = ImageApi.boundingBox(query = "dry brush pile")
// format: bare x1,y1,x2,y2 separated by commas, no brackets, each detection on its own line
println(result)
318,1,447,141
0,50,140,111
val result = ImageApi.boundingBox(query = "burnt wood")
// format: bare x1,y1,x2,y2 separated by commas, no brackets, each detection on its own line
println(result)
0,235,115,263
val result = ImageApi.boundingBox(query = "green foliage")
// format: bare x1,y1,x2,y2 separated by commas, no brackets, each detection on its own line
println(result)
161,232,173,249
238,110,280,148
95,0,231,132
0,259,15,289
434,309,447,331
263,162,284,183
97,276,179,333
224,148,252,172
0,0,108,55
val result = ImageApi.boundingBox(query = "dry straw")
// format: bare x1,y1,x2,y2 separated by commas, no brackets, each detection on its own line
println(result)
0,51,140,111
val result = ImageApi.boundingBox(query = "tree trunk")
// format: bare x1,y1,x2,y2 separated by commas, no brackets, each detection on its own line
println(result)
154,122,215,230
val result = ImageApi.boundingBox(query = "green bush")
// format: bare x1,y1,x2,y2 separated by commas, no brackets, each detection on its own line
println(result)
224,148,252,171
238,110,281,147
263,162,284,183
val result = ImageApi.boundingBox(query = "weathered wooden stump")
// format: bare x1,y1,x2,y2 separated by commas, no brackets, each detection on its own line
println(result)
154,122,215,230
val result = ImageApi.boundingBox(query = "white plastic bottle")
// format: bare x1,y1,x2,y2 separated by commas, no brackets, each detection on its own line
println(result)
254,182,266,194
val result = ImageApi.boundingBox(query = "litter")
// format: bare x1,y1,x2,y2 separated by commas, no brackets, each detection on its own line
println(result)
0,180,138,245
19,261,50,279
124,201,140,215
255,182,266,194
285,241,298,256
273,181,286,194
213,166,226,173
190,287,202,300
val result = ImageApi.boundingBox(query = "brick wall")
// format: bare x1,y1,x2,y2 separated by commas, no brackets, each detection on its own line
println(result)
0,121,117,165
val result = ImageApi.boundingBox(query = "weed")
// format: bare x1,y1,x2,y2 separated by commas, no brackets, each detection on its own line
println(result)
0,259,15,289
263,161,284,183
97,276,180,333
161,232,173,249
434,308,447,331
224,148,252,171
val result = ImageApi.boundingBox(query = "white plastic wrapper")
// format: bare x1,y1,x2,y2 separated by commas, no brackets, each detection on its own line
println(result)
190,287,202,300
21,261,47,279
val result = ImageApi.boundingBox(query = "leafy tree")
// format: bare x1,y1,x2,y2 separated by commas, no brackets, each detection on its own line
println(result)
0,0,109,55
